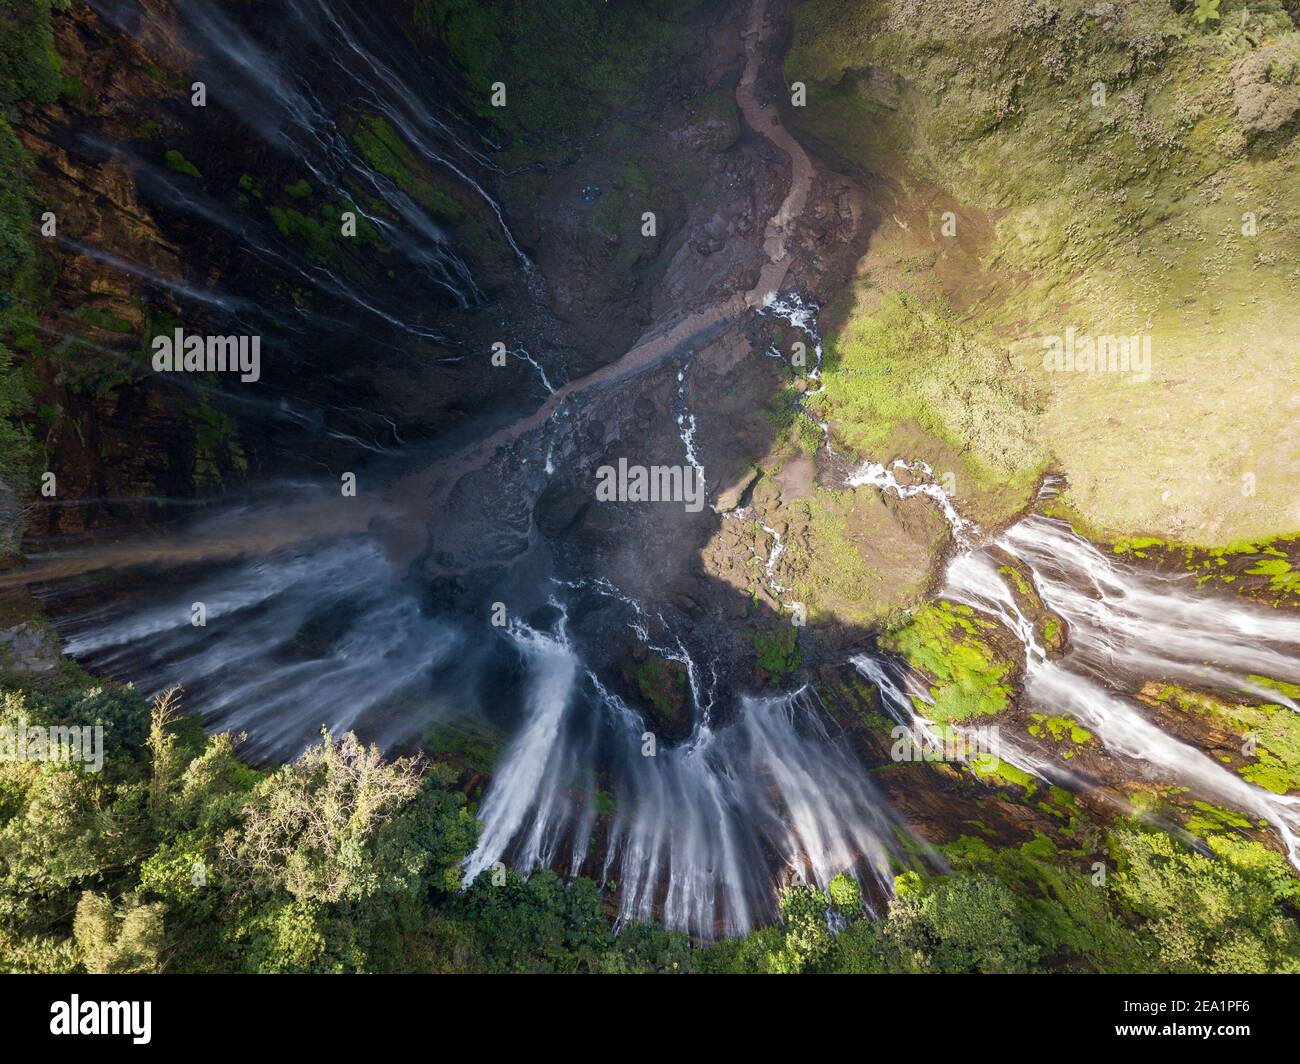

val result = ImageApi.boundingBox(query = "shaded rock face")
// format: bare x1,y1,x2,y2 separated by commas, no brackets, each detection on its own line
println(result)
382,2,884,730
20,0,780,535
0,623,61,674
18,0,575,542
0,479,21,556
14,1,210,541
19,0,923,755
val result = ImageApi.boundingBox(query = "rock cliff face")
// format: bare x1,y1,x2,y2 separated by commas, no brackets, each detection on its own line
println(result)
4,0,1300,956
14,0,202,538
0,619,60,674
5,0,895,734
10,1,1300,709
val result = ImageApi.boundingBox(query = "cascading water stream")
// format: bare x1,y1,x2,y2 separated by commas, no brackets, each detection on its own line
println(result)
28,1,1300,949
847,459,978,544
461,608,909,937
43,536,462,758
942,516,1300,866
82,0,535,342
849,505,1300,870
758,290,832,451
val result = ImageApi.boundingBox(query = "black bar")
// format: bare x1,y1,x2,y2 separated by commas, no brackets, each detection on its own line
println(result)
0,974,1288,1049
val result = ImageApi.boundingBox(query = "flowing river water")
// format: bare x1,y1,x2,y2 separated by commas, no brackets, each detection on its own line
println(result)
18,0,1300,939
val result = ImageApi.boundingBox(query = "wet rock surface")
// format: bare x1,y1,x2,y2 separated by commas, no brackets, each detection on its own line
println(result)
0,622,61,675
11,0,1300,944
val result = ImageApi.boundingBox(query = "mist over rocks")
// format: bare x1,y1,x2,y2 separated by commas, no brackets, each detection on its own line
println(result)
3,0,1300,970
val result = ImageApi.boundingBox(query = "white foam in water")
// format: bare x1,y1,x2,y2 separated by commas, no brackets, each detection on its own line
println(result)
461,617,906,937
463,611,579,882
759,291,824,384
847,459,978,544
673,365,707,492
938,515,1300,867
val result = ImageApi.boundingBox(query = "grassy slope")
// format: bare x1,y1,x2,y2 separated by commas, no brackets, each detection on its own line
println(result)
787,0,1300,544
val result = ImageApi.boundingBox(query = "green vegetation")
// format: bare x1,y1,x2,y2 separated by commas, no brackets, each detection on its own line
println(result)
0,671,687,973
1247,555,1300,596
163,149,202,179
1194,0,1223,25
1027,713,1094,759
751,623,800,681
880,601,1013,723
265,201,382,265
0,0,65,110
633,655,688,720
351,116,464,222
706,823,1300,973
773,483,937,626
827,872,862,915
1145,682,1300,794
765,385,824,456
411,0,699,144
1109,826,1300,972
811,291,1047,492
1042,618,1062,650
1184,800,1254,837
1108,535,1300,602
970,754,1037,794
184,402,249,488
4,657,1298,973
785,0,1300,544
425,721,502,776
0,0,69,492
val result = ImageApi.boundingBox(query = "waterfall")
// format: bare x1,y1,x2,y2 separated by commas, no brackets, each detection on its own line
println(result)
42,536,461,759
83,0,530,326
464,611,581,881
29,4,1300,948
853,513,1300,869
462,620,908,937
947,516,1300,866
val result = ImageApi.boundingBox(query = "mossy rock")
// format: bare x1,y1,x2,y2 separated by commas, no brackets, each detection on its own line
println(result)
622,650,691,743
880,600,1016,724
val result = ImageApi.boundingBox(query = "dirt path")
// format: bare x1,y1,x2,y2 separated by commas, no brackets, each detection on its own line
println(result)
736,0,814,297
9,1,821,588
373,0,819,563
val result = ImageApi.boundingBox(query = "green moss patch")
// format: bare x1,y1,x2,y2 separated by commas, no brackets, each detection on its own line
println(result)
633,654,689,723
881,600,1014,724
1145,682,1300,795
1027,713,1093,761
352,116,464,223
163,149,202,179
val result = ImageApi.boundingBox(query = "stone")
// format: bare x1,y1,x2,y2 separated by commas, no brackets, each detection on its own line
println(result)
0,623,61,675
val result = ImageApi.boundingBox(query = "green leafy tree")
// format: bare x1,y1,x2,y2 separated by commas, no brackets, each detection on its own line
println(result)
767,885,832,973
828,873,1037,974
450,868,614,973
73,892,164,974
225,729,428,904
147,685,185,820
828,872,863,915
1109,826,1300,973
